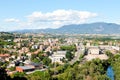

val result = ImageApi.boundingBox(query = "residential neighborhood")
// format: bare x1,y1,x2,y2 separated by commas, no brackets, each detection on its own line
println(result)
0,32,120,77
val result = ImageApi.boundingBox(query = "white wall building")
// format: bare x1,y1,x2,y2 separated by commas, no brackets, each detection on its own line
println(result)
88,46,100,55
49,51,66,64
111,46,120,51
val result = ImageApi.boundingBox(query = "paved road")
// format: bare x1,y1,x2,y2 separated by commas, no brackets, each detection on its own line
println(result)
69,49,83,64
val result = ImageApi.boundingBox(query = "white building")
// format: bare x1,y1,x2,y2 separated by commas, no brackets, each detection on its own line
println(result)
7,61,15,68
99,45,112,50
49,51,66,64
86,42,91,47
111,46,120,51
31,45,39,49
88,46,100,55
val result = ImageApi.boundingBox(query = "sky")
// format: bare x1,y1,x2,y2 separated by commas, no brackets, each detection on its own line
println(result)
0,0,120,31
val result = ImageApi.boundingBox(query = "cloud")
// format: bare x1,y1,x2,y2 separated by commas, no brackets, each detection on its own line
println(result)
26,9,97,28
3,9,98,31
4,18,20,22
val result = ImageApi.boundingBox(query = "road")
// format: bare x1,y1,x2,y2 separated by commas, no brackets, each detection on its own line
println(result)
69,49,84,64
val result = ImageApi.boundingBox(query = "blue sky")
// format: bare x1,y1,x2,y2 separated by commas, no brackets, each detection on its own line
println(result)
0,0,120,31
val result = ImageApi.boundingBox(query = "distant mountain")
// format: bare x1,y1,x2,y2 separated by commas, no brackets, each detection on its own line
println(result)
12,22,120,34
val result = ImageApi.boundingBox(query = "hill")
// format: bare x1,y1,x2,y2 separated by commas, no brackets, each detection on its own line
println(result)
12,22,120,34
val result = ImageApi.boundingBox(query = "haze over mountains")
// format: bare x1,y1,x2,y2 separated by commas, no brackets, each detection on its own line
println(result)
13,22,120,34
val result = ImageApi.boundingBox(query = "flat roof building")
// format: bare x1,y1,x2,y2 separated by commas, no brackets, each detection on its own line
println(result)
16,66,35,72
49,51,66,64
88,46,100,55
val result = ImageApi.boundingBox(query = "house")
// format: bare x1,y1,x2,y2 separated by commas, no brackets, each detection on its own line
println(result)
0,54,10,60
39,45,44,51
49,51,66,64
86,42,91,47
16,66,35,72
7,39,12,42
21,47,29,53
26,53,32,60
7,61,15,68
31,45,39,49
76,43,85,51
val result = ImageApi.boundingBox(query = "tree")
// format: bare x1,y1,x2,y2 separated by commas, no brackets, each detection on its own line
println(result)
60,45,76,52
11,72,27,80
65,51,74,61
43,57,51,66
0,67,10,80
26,71,50,80
105,50,113,58
8,67,15,71
79,54,84,61
32,58,40,63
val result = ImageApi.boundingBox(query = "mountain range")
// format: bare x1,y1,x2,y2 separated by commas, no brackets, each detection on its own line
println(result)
13,22,120,34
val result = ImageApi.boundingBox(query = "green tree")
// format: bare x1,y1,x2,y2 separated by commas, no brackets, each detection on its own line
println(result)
43,57,51,66
65,51,74,61
26,71,50,80
11,72,27,80
60,45,76,52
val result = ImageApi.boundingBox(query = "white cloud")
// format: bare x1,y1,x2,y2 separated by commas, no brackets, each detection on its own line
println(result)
26,9,97,29
4,18,20,22
3,9,98,31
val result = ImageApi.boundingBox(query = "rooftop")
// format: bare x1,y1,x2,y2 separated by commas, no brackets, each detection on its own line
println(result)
17,66,35,70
